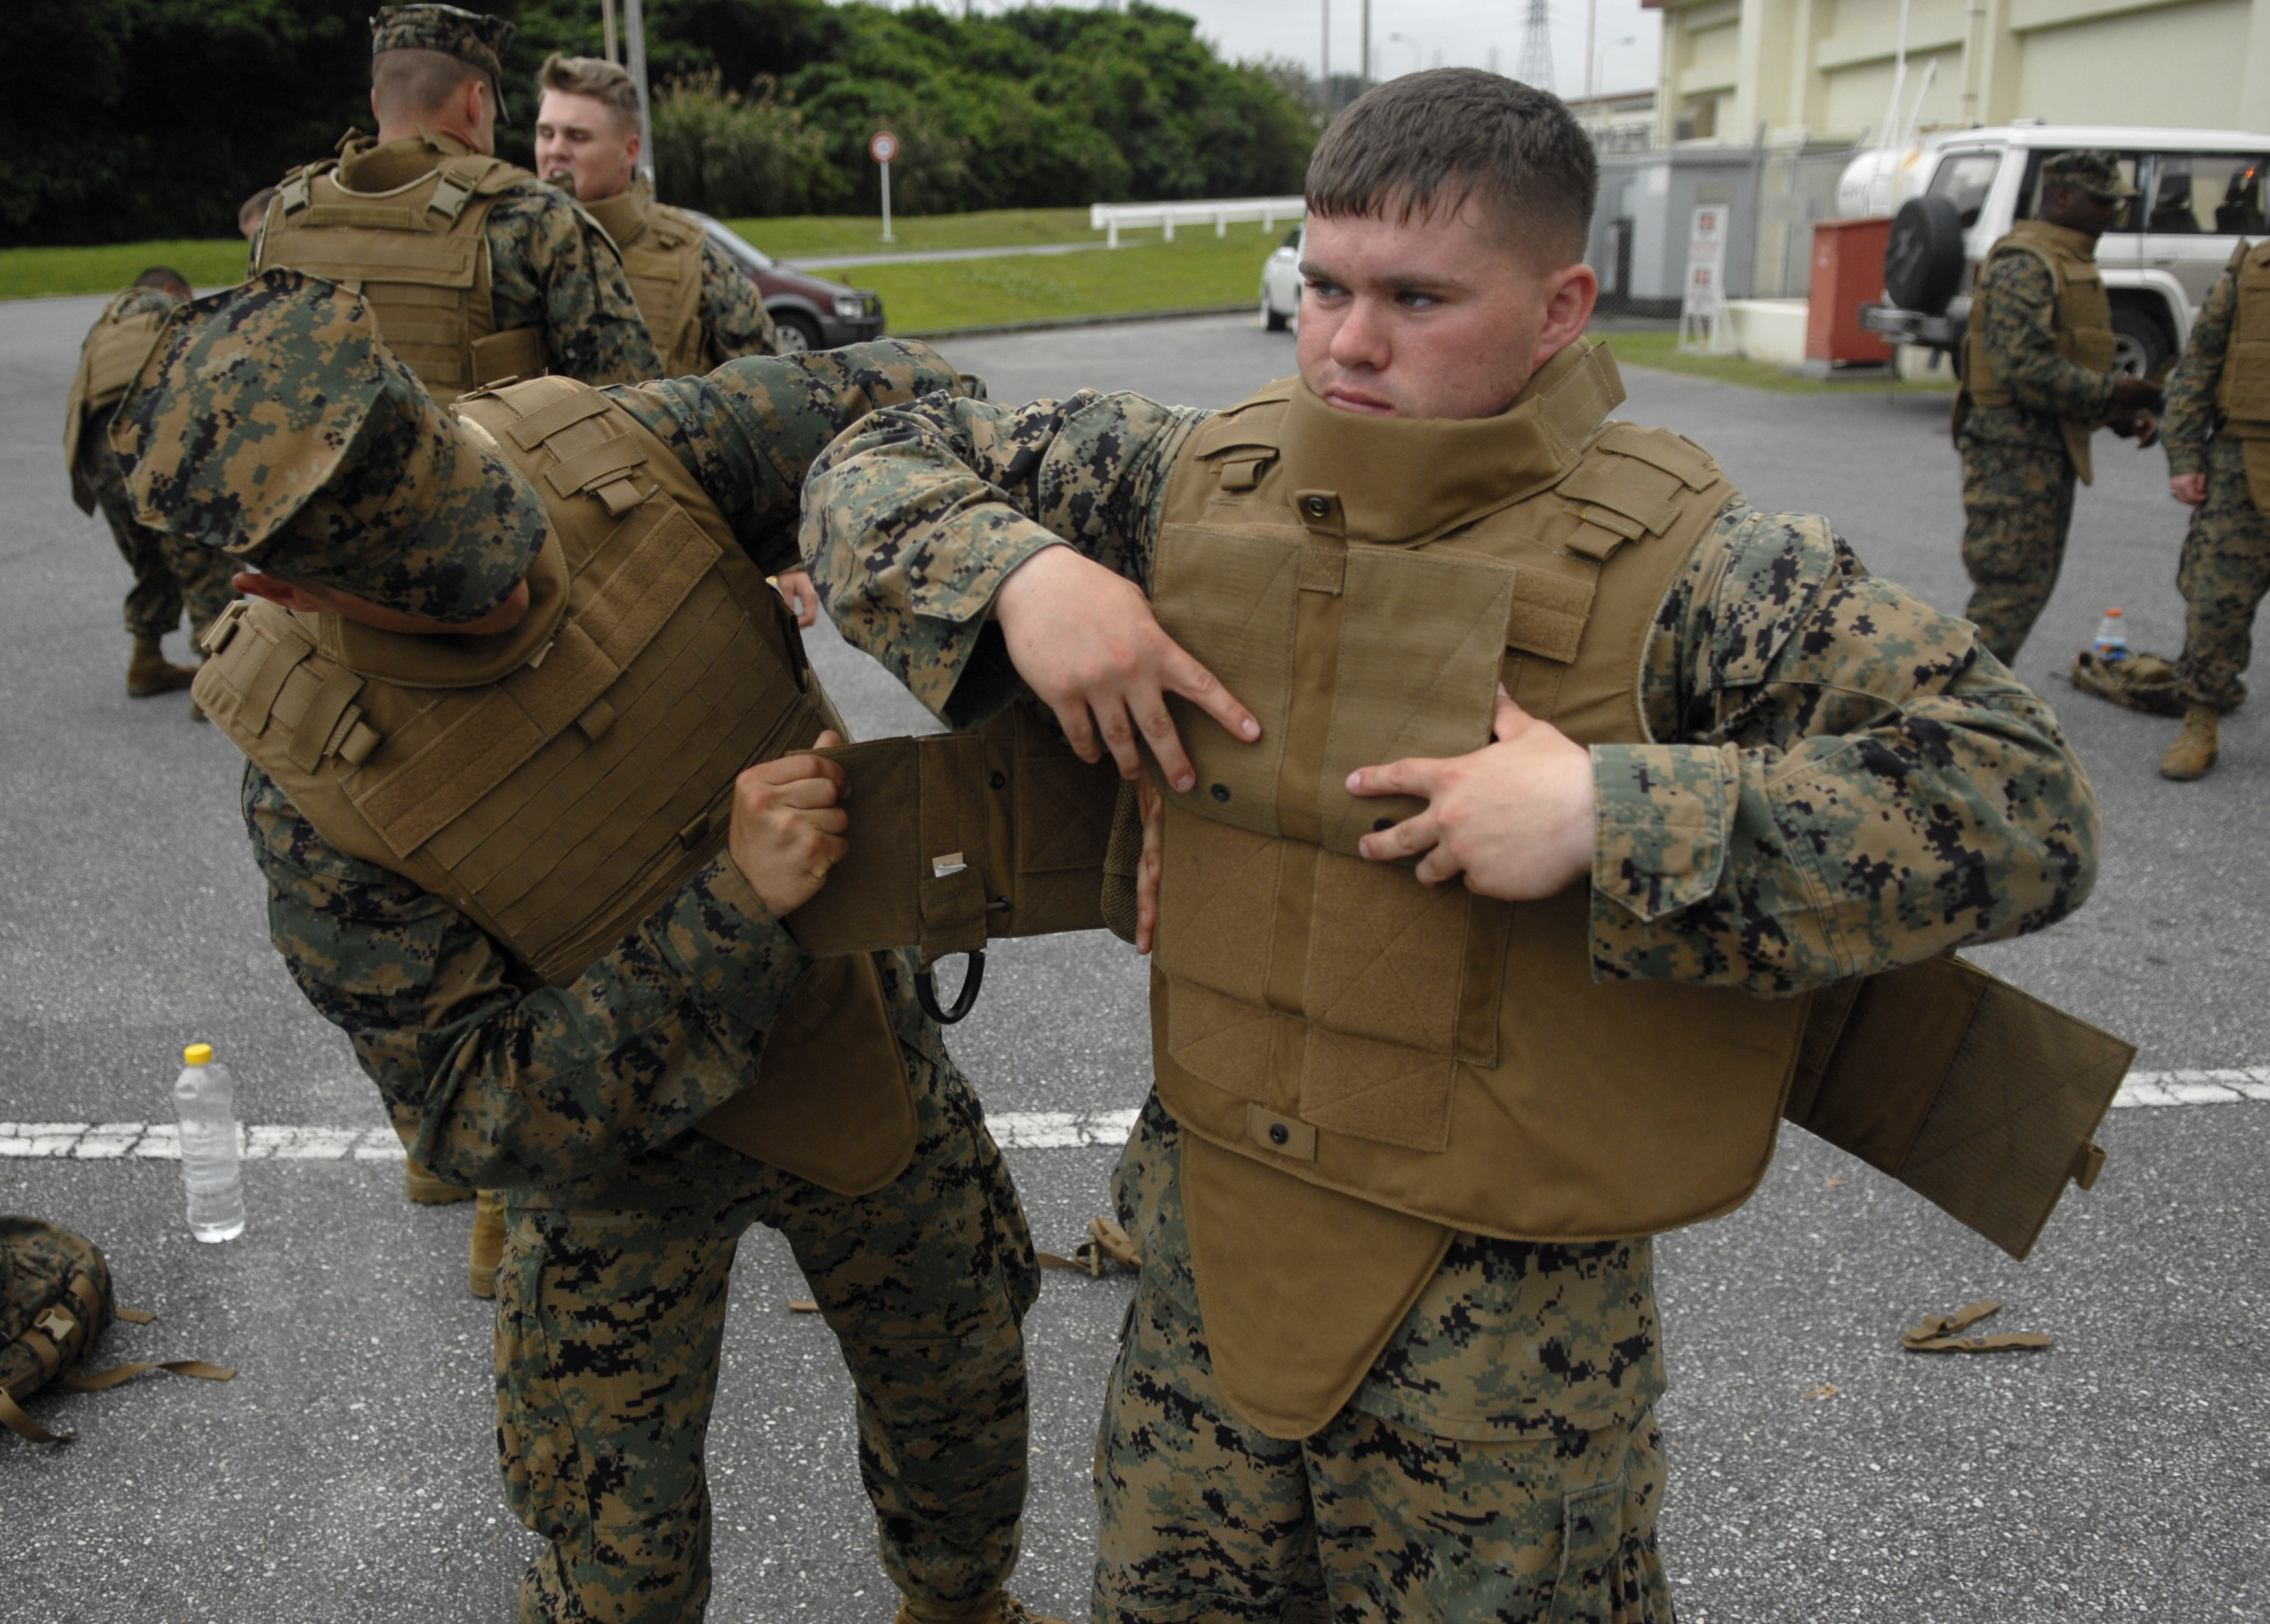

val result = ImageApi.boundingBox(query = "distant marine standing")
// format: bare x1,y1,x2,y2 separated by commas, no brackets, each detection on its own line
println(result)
62,270,236,704
2155,231,2270,780
1953,149,2164,663
253,4,661,405
534,52,777,371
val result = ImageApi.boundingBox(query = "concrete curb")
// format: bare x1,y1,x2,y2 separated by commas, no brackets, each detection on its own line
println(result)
899,302,1255,342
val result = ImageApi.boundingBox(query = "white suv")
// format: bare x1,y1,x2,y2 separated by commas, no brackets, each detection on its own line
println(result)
1863,124,2269,377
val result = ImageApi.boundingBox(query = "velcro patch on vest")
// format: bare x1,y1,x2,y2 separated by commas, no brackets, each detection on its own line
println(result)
1503,569,1596,664
1594,422,1719,490
269,232,478,288
1556,459,1684,536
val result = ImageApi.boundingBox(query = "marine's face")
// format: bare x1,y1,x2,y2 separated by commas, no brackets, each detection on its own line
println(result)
1296,200,1597,420
535,90,638,203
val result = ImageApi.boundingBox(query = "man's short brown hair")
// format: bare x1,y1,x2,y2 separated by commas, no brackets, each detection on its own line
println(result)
540,53,642,129
1306,69,1597,269
372,45,486,122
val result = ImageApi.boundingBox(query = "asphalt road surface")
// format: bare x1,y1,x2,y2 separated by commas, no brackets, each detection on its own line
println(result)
2,297,2264,1623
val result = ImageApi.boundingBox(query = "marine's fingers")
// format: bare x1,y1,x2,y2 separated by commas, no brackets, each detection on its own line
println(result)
1358,808,1443,864
1411,842,1467,886
1163,645,1260,747
1346,755,1446,801
1092,696,1148,781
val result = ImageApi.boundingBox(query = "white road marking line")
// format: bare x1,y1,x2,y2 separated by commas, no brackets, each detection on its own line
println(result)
0,1073,2256,1165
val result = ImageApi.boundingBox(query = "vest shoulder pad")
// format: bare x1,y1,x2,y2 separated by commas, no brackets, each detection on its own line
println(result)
647,205,702,249
444,155,530,197
1187,380,1296,458
1984,238,2060,289
1554,422,1729,549
2235,237,2265,275
1591,420,1721,491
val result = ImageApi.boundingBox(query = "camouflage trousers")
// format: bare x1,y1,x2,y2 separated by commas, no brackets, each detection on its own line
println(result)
2174,436,2270,708
85,440,235,644
1960,436,2078,664
495,1050,1040,1623
1094,1098,1672,1624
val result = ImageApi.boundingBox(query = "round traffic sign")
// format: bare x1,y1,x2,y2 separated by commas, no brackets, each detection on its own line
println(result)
869,131,899,164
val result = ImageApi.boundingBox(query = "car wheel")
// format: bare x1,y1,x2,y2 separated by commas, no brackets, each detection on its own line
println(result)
1883,196,1966,316
2109,305,2170,379
771,313,822,354
1261,291,1289,332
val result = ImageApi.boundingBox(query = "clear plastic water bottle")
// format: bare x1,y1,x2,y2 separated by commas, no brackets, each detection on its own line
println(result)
174,1043,245,1242
2095,607,2129,662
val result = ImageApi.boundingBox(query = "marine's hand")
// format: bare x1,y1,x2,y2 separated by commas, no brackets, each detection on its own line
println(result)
991,543,1260,791
1347,691,1595,899
1134,773,1164,954
2172,471,2208,506
729,730,849,917
2108,375,2164,416
2131,410,2161,449
775,570,820,629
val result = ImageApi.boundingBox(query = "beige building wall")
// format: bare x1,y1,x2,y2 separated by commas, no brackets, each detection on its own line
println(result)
1650,0,2270,147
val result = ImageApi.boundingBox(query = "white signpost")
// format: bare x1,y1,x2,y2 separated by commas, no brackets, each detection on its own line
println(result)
870,130,899,243
1678,204,1731,352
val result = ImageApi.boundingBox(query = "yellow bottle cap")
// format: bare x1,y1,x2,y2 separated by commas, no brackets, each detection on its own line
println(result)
183,1043,213,1066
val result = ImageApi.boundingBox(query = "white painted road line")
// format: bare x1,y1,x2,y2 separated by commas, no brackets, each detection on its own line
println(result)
0,1077,2256,1164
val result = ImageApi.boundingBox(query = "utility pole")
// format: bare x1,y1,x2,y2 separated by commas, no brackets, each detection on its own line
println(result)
1584,0,1597,100
624,0,655,183
1320,0,1330,116
1360,0,1371,87
1517,0,1555,93
601,0,617,63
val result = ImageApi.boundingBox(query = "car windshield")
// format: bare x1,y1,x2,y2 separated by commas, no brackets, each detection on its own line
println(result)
690,214,777,272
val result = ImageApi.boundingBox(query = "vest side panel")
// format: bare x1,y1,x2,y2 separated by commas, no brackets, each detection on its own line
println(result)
2218,241,2270,429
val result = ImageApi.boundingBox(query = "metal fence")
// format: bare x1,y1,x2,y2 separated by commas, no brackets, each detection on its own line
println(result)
1089,197,1307,247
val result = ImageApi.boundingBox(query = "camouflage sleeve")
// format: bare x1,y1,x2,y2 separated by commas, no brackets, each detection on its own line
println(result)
1977,251,2118,422
802,390,1208,724
242,763,812,1190
486,183,664,387
605,339,967,577
697,239,777,363
2163,267,2236,475
1590,503,2098,995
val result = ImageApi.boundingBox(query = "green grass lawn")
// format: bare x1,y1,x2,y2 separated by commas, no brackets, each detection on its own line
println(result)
719,207,1099,260
1598,328,1958,393
861,223,1277,333
0,240,252,301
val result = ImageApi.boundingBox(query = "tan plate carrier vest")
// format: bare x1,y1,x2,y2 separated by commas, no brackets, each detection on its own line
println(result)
1134,344,2131,1438
188,377,916,1195
587,180,712,378
63,293,173,513
256,150,547,407
1963,219,2117,482
2210,238,2270,508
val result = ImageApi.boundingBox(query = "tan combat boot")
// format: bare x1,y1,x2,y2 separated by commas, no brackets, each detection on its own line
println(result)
2159,705,2220,781
892,1595,1070,1624
403,1153,475,1205
126,635,197,697
469,1188,506,1298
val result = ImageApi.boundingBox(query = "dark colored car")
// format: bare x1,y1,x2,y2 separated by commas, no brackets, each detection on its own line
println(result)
686,211,886,352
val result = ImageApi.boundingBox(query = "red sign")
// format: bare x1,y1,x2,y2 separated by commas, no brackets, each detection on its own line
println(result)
869,131,899,164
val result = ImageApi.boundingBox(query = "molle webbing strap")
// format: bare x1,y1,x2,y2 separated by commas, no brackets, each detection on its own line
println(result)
1786,953,2132,1260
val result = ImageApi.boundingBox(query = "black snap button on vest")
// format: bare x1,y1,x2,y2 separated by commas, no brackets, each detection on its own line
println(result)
1373,817,1394,832
1268,1123,1289,1146
988,771,1006,790
1209,782,1231,802
1302,495,1329,519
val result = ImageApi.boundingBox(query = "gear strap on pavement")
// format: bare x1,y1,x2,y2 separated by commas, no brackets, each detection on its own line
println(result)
1037,1216,1141,1278
1901,1299,2053,1354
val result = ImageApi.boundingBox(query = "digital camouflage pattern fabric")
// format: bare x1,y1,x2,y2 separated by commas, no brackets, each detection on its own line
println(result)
1096,1096,1670,1624
1957,247,2117,659
73,288,236,646
497,1052,1037,1623
800,380,2098,1616
326,130,662,389
219,335,1028,1618
2163,266,2270,707
371,4,517,120
697,237,778,363
110,269,546,625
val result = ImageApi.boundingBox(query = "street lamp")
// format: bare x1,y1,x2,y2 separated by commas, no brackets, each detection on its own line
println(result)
1386,31,1423,76
1593,35,1637,109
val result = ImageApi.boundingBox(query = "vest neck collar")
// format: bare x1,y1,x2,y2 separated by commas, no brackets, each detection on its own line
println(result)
1277,339,1626,545
583,176,653,249
339,127,471,191
312,530,571,689
2008,218,2098,260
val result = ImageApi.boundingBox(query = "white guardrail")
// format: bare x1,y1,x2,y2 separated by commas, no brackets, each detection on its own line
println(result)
1089,196,1306,247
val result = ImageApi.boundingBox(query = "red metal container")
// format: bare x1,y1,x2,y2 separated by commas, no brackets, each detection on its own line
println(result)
1806,216,1896,365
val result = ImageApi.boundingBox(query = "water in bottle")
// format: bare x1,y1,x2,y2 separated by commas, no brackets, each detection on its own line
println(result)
2094,607,2129,662
174,1043,245,1242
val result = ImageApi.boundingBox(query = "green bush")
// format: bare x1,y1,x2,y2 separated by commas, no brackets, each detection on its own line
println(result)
651,71,840,219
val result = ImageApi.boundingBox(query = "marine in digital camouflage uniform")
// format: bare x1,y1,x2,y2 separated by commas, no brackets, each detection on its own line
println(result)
802,74,2096,1621
65,277,237,699
110,275,1055,1624
254,6,662,393
2156,239,2270,778
1953,150,2162,663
